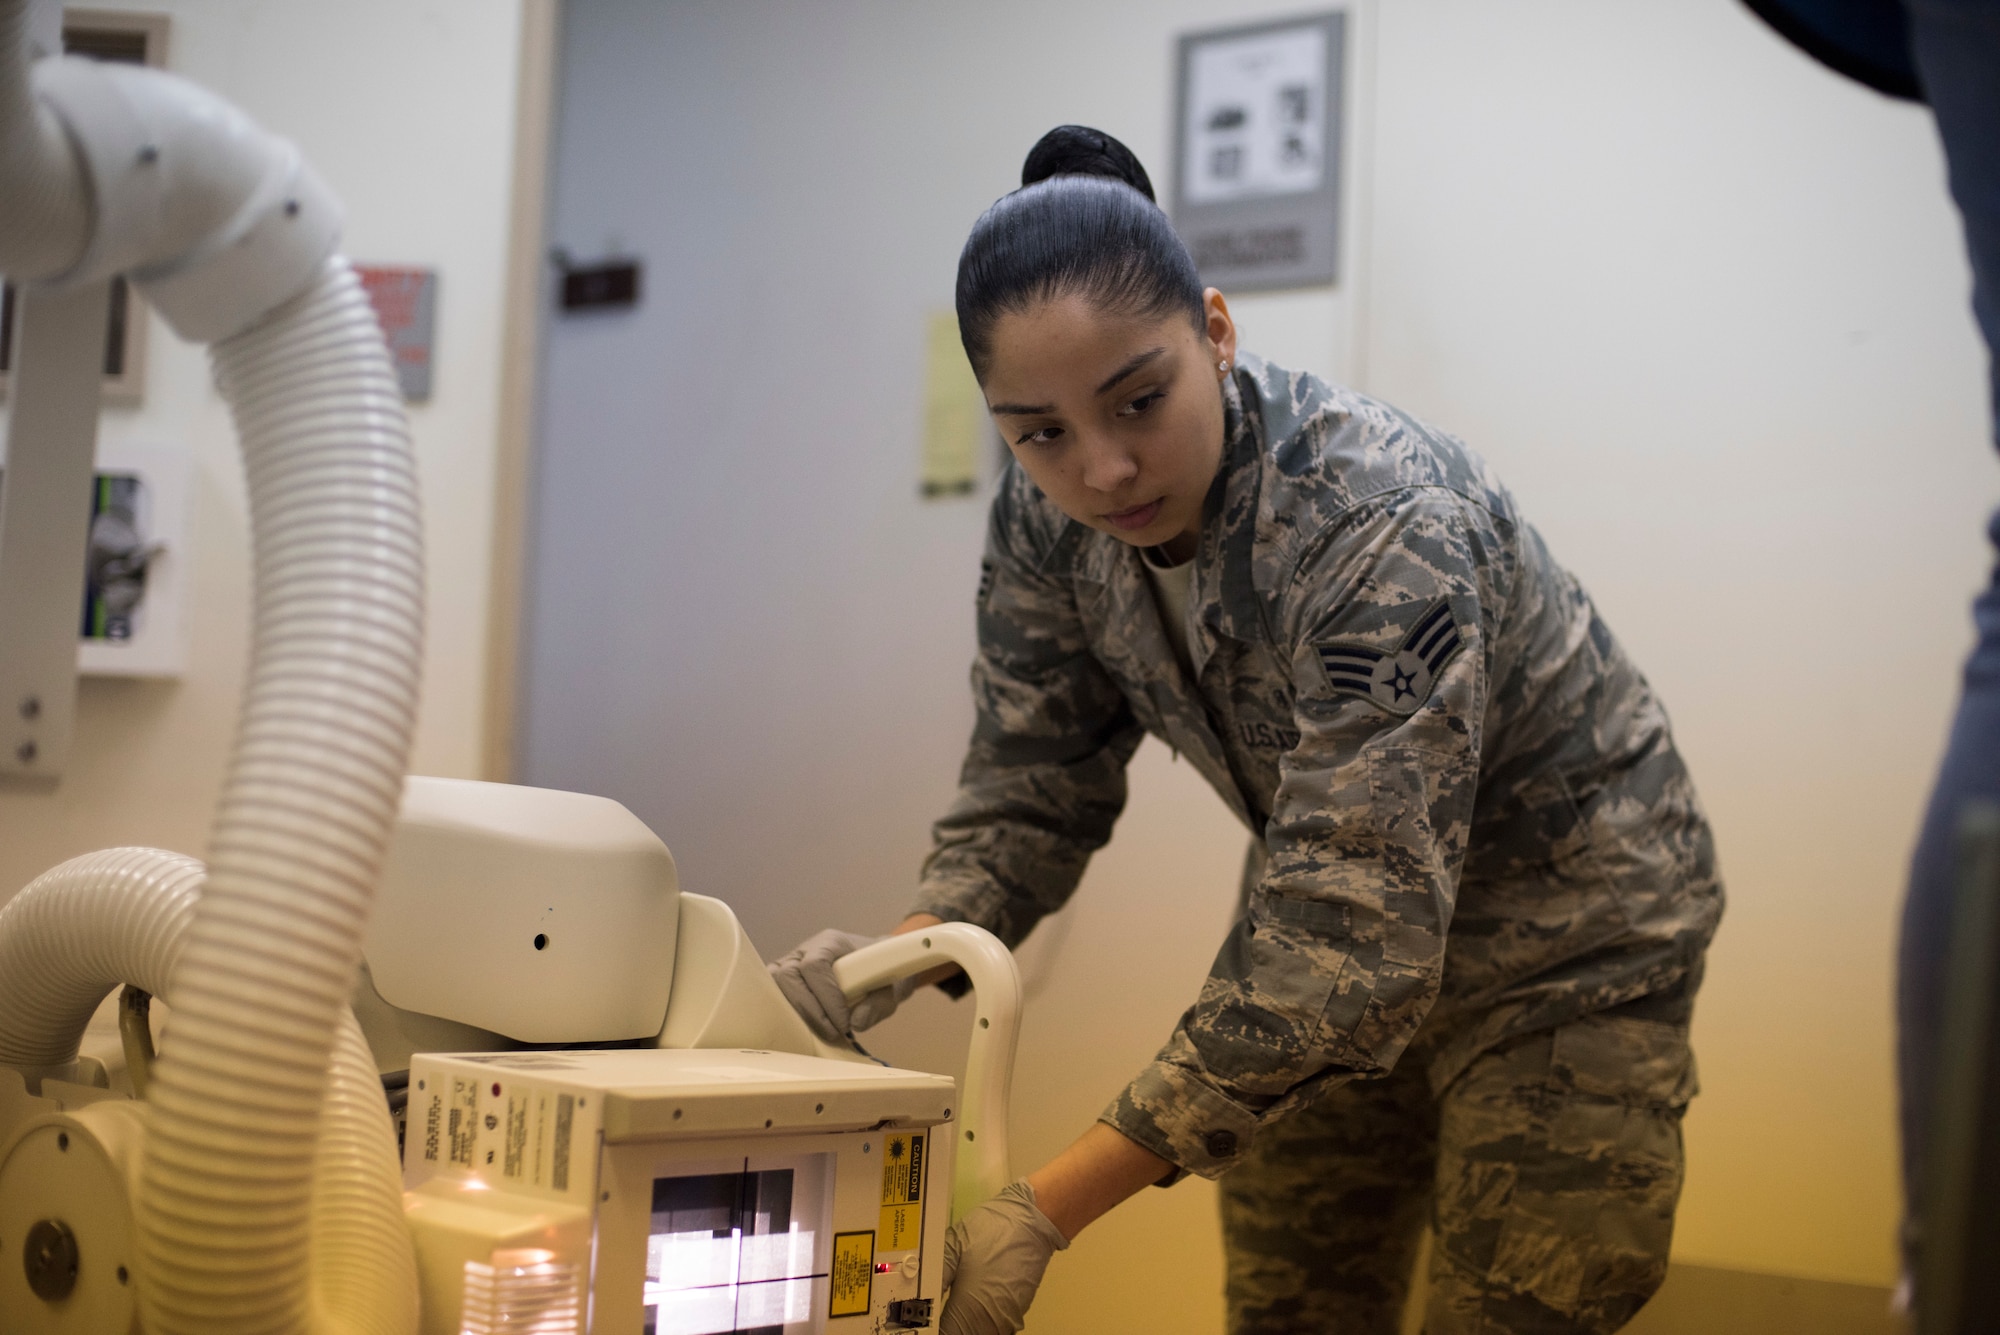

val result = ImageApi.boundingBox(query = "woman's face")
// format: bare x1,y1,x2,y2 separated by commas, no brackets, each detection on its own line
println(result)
982,289,1237,564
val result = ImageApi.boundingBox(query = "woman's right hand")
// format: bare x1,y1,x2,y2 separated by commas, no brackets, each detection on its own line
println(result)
769,913,958,1045
767,928,907,1044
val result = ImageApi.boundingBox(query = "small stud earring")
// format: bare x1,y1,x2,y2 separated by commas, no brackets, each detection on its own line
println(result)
1218,359,1230,373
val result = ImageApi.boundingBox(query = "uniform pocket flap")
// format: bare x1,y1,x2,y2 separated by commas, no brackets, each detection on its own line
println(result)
1257,894,1351,935
1550,1014,1697,1109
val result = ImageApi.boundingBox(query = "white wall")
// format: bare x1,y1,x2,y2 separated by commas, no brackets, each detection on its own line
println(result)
0,2,526,897
1364,3,1990,1286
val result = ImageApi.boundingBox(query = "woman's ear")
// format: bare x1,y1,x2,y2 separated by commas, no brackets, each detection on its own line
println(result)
1204,288,1238,374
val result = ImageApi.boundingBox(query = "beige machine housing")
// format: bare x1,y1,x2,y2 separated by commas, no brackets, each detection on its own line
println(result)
0,779,1019,1335
404,1049,955,1335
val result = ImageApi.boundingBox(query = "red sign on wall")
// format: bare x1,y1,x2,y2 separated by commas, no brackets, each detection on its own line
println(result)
355,265,437,402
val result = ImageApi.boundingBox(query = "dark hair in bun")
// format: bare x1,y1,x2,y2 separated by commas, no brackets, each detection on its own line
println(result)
956,125,1204,379
1020,124,1157,200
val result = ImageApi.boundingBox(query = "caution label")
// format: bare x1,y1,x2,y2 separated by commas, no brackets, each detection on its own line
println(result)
878,1132,926,1251
829,1231,874,1318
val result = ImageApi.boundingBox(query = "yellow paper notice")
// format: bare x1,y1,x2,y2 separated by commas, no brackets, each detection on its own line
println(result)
829,1230,875,1318
922,311,984,498
878,1131,927,1251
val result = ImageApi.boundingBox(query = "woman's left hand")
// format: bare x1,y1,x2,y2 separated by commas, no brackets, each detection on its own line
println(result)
940,1180,1070,1335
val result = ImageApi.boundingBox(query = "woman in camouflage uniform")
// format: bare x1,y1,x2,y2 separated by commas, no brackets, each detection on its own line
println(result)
774,126,1722,1335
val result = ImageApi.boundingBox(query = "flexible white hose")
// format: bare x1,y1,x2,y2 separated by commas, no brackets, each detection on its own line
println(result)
309,1014,420,1335
131,257,424,1335
0,6,425,1328
0,848,420,1335
0,0,87,280
0,848,204,1067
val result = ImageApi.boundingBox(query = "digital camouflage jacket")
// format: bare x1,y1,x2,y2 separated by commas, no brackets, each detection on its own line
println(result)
912,355,1722,1179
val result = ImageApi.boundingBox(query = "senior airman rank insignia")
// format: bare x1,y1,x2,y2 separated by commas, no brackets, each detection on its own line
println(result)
1316,600,1462,717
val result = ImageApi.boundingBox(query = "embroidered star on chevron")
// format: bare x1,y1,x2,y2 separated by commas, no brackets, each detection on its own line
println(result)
1315,600,1463,717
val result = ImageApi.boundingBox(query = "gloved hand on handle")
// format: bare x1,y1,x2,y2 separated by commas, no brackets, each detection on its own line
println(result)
941,1179,1070,1335
767,928,916,1046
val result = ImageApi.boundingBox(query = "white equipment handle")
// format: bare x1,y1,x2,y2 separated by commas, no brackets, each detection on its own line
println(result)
833,924,1020,1223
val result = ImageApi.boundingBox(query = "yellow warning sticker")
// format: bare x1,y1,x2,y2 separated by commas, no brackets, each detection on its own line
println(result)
878,1132,926,1251
830,1230,874,1318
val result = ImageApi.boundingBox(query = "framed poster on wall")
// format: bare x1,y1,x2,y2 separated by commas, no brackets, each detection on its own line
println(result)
1172,11,1345,293
0,9,171,407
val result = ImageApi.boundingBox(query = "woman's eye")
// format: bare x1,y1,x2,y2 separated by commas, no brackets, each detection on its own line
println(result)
1015,425,1064,446
1119,391,1164,417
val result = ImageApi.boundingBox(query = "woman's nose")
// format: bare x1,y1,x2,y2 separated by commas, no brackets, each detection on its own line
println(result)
1081,435,1138,492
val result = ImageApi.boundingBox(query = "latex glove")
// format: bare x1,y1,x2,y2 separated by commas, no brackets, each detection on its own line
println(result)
767,928,912,1046
941,1180,1070,1334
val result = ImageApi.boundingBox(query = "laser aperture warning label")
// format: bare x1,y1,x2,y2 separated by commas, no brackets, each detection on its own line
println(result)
878,1132,926,1252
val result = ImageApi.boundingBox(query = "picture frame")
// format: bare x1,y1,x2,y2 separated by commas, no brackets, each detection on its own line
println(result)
0,10,171,408
1172,11,1346,293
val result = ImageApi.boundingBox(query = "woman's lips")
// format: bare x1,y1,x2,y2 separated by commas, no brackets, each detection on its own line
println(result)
1104,499,1164,532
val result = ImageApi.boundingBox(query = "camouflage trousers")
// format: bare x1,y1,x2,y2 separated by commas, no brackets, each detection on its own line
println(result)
1220,1012,1696,1334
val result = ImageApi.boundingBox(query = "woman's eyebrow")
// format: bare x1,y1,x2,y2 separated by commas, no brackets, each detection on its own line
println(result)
1096,347,1167,395
986,347,1171,416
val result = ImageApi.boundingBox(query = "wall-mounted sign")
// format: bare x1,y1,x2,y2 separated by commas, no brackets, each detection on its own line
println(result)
920,311,985,499
1173,11,1345,292
355,265,438,402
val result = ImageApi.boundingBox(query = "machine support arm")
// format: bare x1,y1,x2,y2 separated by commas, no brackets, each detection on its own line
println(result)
834,923,1021,1223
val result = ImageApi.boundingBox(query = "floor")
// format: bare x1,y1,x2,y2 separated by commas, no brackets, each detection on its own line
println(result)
1391,1236,1905,1335
1621,1264,1905,1335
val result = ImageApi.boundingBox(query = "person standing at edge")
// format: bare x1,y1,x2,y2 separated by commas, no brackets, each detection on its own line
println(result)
773,126,1723,1335
1734,0,2000,1309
